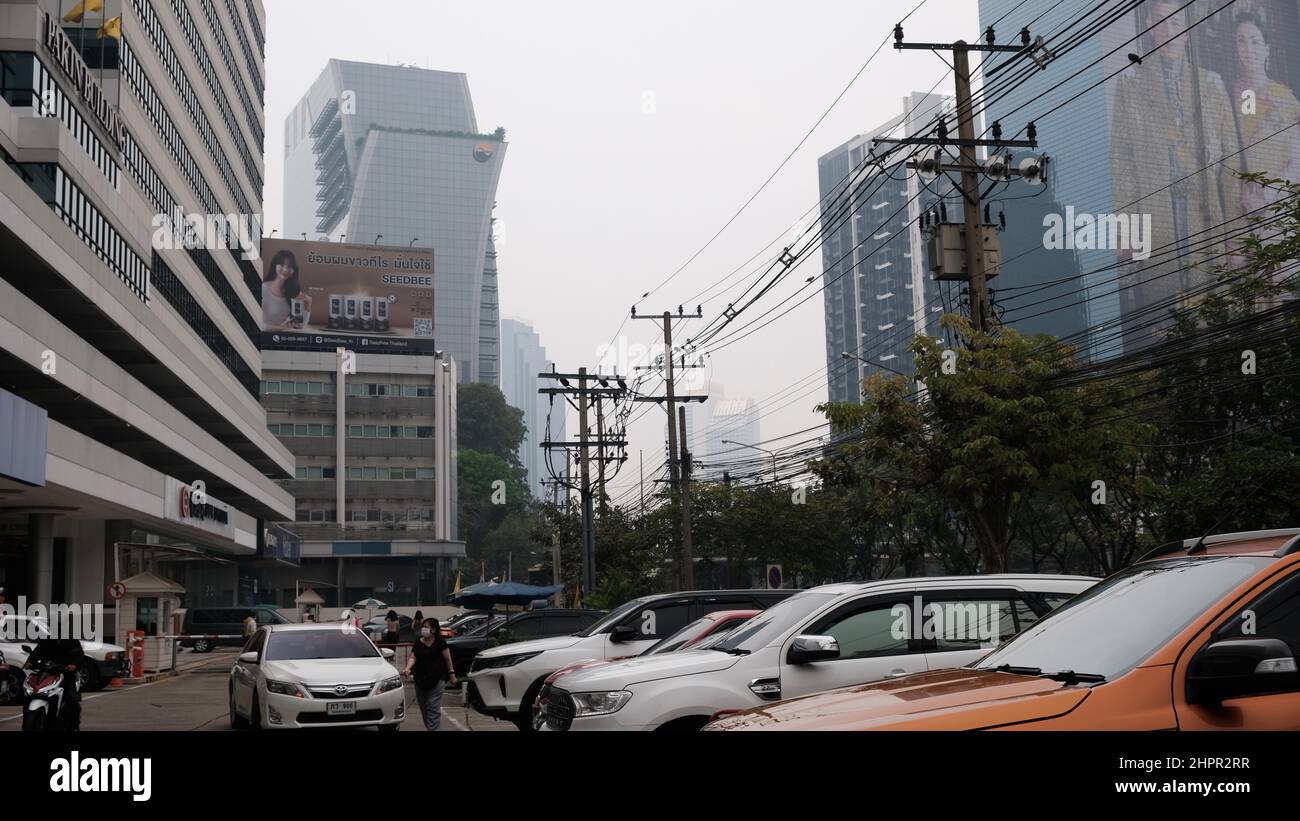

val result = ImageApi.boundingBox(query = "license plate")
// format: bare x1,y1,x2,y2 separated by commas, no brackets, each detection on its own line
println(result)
326,701,356,716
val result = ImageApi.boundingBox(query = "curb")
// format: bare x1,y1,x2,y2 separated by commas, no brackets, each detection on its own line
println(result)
121,671,177,685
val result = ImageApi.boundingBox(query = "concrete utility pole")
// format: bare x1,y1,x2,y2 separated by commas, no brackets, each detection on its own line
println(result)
632,307,707,590
677,406,694,590
877,24,1050,337
537,368,628,600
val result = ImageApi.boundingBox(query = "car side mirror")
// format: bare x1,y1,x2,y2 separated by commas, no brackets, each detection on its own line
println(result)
238,652,259,665
381,648,395,660
610,625,639,643
787,635,840,665
1187,637,1299,705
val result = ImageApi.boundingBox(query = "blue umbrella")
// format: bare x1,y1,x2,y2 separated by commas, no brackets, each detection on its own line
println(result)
450,582,563,610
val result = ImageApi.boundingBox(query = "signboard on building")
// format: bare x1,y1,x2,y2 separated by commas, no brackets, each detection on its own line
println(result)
0,387,48,487
259,239,436,355
41,13,126,149
163,477,235,541
259,523,301,567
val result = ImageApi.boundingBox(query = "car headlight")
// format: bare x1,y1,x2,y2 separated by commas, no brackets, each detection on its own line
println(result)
376,676,403,694
570,690,632,717
266,680,309,698
476,651,542,670
104,652,124,661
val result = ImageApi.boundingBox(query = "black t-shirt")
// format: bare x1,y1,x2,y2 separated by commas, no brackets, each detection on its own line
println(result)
28,639,84,669
410,634,449,687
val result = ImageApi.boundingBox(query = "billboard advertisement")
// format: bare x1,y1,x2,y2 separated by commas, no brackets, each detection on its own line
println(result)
260,239,436,354
1106,0,1300,345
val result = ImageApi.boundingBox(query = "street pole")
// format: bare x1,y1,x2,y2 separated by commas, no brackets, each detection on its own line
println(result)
953,44,989,335
639,449,645,515
576,368,595,601
663,313,679,489
596,396,607,516
677,406,694,590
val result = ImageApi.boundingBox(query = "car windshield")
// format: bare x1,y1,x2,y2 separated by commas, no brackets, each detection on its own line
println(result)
642,617,712,656
691,626,741,651
713,592,837,653
577,596,656,637
465,616,506,637
265,629,380,661
975,556,1271,681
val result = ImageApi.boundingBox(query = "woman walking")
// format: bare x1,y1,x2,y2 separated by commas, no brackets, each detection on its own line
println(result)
383,610,401,645
402,618,456,730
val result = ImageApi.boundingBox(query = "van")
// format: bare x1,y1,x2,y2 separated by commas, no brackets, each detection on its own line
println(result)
707,529,1300,731
181,605,290,652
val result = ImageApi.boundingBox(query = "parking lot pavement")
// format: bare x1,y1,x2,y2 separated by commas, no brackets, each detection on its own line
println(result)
0,648,515,732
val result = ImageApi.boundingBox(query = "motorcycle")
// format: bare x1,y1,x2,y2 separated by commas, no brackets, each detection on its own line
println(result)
21,655,79,731
0,650,22,706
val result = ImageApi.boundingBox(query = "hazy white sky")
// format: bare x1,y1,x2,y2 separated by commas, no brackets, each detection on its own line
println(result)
262,0,980,498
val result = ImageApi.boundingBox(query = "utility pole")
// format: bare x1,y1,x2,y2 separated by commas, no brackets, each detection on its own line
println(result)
677,406,694,590
877,24,1050,337
538,368,628,601
631,306,707,590
595,396,607,516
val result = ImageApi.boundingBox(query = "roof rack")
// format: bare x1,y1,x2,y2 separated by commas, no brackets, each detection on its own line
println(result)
1138,528,1300,563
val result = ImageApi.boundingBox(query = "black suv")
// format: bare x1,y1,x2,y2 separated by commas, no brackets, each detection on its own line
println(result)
448,609,606,677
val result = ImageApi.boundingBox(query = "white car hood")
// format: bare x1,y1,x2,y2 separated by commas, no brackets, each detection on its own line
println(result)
263,657,396,684
476,635,584,660
553,649,739,691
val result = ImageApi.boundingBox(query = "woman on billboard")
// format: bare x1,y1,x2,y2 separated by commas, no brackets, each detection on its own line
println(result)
262,249,313,330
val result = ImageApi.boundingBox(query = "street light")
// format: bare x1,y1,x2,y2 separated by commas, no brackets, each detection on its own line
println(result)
840,350,908,378
722,439,778,485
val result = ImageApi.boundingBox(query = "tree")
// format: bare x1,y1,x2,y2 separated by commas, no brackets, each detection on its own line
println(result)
457,383,526,467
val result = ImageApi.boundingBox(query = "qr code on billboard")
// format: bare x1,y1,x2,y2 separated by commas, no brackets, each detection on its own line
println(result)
413,318,433,338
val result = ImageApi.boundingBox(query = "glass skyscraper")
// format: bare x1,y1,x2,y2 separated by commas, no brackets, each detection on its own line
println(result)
283,60,507,384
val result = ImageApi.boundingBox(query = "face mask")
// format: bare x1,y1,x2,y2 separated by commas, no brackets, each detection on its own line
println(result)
421,628,432,638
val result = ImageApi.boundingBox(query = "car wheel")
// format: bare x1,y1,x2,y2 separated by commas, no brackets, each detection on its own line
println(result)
76,661,101,693
513,679,547,732
229,688,249,730
193,638,213,653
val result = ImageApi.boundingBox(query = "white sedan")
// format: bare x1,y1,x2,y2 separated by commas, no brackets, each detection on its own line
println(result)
229,623,406,731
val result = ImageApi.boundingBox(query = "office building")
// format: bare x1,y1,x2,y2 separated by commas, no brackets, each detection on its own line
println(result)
256,349,462,607
283,59,507,385
500,317,566,500
0,0,294,622
818,92,954,403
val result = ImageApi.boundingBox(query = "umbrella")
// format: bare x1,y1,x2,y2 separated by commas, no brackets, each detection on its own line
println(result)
449,582,563,610
352,598,388,610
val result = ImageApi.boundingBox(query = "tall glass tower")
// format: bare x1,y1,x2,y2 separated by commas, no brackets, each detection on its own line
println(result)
283,60,507,384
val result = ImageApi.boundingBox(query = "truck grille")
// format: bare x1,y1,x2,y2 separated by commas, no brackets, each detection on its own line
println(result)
539,685,574,731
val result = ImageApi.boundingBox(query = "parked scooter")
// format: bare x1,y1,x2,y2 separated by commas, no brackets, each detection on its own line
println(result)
21,653,79,731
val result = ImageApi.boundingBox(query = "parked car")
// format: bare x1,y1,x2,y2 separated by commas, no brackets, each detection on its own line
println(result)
448,609,605,677
539,609,760,690
467,589,795,731
441,612,493,637
182,606,291,652
533,609,758,722
228,623,404,731
0,615,129,694
539,574,1098,731
366,614,415,644
707,529,1300,731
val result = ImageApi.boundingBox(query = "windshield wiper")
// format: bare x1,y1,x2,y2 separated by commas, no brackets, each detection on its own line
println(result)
711,647,750,655
980,664,1105,684
1041,670,1106,684
983,664,1042,675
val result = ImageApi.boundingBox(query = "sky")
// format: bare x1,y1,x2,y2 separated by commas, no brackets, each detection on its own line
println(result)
261,0,982,501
